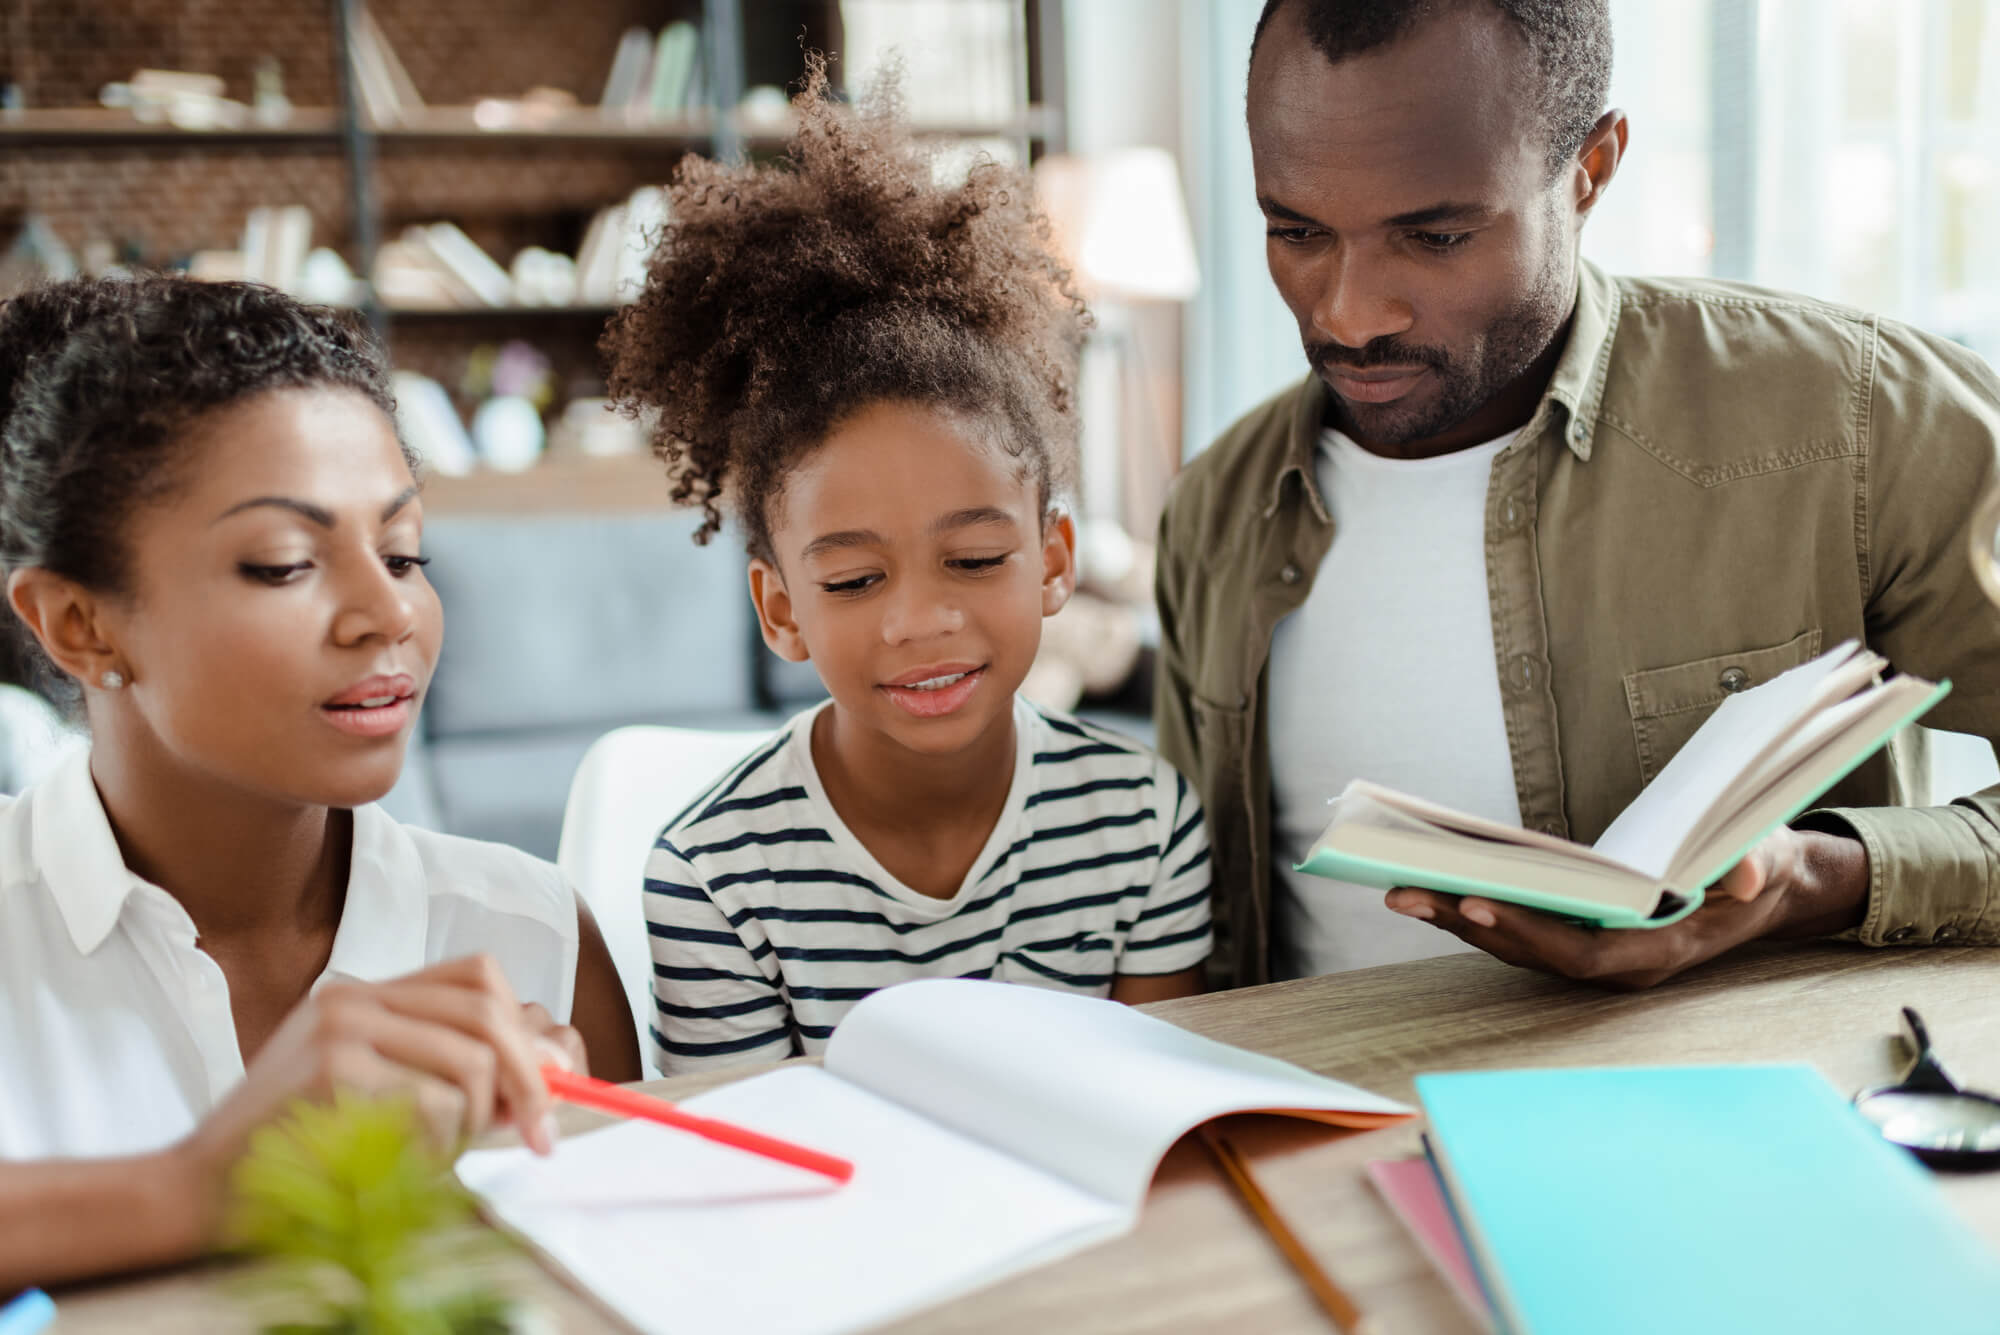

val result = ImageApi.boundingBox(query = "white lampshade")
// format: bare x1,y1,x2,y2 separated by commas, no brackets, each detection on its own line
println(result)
1035,147,1201,303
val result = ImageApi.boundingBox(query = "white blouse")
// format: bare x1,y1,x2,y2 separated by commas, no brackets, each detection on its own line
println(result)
0,749,579,1160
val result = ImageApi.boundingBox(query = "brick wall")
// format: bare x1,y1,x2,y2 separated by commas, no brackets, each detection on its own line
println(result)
5,0,695,109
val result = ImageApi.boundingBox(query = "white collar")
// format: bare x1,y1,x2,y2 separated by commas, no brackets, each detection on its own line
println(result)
34,748,430,977
35,748,147,957
324,804,431,983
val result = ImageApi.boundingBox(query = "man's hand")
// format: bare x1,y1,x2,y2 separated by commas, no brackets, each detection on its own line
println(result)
1384,825,1872,989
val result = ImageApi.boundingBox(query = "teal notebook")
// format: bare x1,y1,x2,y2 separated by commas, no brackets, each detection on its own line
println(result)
1417,1064,2000,1335
1298,641,1946,928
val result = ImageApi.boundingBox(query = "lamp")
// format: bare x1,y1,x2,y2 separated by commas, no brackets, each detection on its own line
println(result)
1035,147,1201,303
1033,149,1201,536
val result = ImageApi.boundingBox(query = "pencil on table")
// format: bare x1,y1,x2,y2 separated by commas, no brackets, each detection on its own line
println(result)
1199,1123,1378,1335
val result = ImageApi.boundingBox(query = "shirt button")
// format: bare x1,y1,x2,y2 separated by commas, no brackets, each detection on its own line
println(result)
1718,667,1750,693
1501,498,1521,529
1539,821,1563,837
1571,420,1588,442
1512,656,1536,691
1279,563,1302,585
1884,925,1917,943
1933,924,1959,944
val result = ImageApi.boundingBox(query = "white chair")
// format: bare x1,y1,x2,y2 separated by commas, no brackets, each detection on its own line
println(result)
556,725,771,1075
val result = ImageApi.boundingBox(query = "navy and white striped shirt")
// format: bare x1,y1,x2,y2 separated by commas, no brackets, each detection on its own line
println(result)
643,697,1213,1074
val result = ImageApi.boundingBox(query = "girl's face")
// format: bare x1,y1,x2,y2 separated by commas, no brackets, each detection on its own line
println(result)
751,400,1075,759
92,386,442,809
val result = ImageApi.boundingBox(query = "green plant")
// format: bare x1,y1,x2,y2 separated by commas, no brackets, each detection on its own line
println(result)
229,1092,518,1335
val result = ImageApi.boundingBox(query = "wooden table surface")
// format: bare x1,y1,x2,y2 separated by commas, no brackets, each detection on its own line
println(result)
52,943,2000,1334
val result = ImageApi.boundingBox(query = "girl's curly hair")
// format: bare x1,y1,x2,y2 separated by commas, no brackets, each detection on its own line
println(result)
601,55,1089,562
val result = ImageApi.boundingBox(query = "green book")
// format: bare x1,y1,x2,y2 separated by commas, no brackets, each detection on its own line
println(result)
646,22,699,120
1417,1064,2000,1335
1297,641,1947,927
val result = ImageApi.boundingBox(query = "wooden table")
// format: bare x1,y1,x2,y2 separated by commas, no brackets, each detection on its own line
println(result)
54,943,2000,1333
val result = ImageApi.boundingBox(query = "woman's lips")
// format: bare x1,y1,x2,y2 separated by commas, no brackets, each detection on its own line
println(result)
880,666,986,719
318,699,412,739
321,674,418,739
320,697,415,739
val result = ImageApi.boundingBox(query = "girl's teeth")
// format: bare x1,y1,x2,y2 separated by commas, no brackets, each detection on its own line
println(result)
350,695,396,708
908,672,968,691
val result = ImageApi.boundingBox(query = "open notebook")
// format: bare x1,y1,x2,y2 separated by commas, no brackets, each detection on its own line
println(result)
458,979,1409,1335
1298,641,1947,927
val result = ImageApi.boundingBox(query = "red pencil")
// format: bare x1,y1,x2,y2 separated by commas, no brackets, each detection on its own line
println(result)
540,1065,855,1184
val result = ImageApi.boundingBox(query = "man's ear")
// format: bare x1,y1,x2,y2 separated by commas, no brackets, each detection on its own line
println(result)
1040,508,1078,618
7,567,124,691
747,558,811,663
1571,108,1628,218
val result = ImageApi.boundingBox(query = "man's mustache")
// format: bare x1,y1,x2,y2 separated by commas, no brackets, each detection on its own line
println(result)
1309,336,1451,374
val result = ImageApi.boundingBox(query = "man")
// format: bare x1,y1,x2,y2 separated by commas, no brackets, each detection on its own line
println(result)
1156,0,2000,989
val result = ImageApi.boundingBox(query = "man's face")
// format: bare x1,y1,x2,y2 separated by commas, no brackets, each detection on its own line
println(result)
1248,2,1583,455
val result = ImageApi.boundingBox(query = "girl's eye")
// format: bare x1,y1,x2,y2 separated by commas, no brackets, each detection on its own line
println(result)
1267,226,1318,245
950,556,1009,573
384,554,431,578
239,562,311,585
821,574,880,595
1411,230,1473,253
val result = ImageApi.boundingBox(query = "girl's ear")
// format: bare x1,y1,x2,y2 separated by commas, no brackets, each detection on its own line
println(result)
7,568,126,692
748,558,811,663
1040,508,1078,618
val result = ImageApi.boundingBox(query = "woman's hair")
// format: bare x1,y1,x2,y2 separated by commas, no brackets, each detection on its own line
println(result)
0,274,400,696
601,56,1089,562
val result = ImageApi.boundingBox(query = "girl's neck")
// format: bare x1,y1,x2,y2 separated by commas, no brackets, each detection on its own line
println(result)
811,697,1018,836
86,728,347,945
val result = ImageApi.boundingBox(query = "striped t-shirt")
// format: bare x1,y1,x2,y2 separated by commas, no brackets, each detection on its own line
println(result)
643,696,1213,1074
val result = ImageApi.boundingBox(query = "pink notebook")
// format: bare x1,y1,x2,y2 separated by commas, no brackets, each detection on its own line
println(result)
1365,1157,1492,1329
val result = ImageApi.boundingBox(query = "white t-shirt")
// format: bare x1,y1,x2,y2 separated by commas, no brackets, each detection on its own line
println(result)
1267,427,1523,977
643,697,1214,1074
0,748,580,1159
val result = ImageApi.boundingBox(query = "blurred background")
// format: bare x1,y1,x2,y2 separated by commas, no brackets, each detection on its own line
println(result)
3,0,1998,856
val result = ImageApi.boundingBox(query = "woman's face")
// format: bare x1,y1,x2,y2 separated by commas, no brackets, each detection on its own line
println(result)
94,386,442,809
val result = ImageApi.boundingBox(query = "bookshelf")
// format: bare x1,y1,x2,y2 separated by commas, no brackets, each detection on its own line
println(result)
2,0,1067,502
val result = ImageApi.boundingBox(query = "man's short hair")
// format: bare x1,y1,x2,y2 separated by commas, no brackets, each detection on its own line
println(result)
1251,0,1612,175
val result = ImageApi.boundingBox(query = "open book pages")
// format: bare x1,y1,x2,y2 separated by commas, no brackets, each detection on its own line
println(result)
458,979,1409,1335
1299,641,1947,926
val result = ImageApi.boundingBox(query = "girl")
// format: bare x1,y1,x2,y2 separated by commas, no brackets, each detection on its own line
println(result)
0,275,639,1288
604,62,1215,1075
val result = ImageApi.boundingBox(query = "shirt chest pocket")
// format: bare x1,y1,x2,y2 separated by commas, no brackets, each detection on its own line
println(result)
993,929,1119,992
1622,629,1823,785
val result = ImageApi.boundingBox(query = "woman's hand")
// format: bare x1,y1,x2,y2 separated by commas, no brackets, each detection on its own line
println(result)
177,954,566,1231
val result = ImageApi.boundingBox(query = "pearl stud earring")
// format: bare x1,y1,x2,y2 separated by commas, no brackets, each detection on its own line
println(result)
99,670,124,689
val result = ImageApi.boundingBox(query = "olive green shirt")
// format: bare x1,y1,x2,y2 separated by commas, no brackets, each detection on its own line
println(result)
1156,261,2000,988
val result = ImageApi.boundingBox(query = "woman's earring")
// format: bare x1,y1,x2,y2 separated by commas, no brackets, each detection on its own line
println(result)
99,670,124,690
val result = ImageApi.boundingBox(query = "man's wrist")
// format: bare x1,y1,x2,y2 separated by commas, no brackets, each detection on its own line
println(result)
1773,826,1871,938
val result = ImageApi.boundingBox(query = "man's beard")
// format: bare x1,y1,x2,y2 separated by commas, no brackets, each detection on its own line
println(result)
1306,241,1572,449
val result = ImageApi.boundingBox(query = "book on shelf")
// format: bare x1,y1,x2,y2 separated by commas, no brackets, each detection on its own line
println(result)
646,21,701,120
457,978,1410,1335
574,186,669,305
595,21,704,123
235,204,313,292
347,4,424,126
599,26,654,116
840,0,1026,127
1298,640,1946,928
